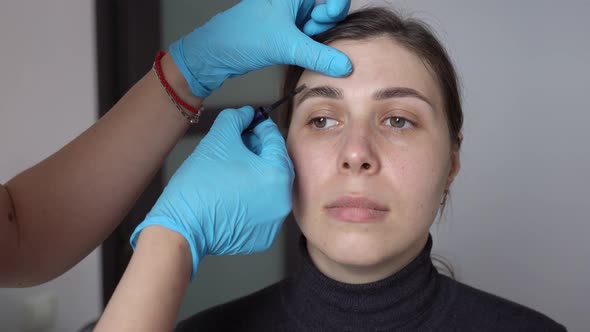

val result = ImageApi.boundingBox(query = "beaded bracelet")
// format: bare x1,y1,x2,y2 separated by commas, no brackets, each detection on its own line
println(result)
153,51,203,124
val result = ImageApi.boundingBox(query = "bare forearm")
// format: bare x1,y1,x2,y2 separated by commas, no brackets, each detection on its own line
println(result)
0,54,201,287
95,226,191,331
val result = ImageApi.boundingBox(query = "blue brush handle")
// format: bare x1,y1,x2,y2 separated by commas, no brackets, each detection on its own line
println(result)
243,106,270,133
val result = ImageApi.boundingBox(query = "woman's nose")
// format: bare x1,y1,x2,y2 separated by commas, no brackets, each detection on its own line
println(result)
337,127,380,175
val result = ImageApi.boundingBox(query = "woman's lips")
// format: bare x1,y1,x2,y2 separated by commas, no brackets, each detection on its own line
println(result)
325,196,389,223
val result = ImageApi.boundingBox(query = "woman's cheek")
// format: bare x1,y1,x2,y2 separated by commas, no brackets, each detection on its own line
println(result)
400,150,448,213
293,145,324,185
291,139,333,206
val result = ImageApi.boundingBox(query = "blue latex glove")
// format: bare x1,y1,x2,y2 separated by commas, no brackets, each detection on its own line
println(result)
130,106,294,279
170,0,352,97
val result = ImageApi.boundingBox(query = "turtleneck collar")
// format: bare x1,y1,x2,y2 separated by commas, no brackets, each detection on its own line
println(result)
282,234,440,331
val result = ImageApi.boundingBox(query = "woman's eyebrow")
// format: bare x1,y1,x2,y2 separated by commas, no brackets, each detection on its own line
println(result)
295,86,343,105
295,85,434,110
373,87,434,109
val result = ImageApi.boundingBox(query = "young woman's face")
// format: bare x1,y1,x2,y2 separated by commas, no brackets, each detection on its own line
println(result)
287,36,460,283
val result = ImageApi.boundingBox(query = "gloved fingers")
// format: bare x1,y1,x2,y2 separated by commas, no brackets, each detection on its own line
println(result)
210,106,255,139
242,131,263,155
295,0,316,30
252,119,285,154
289,31,352,77
253,119,294,171
310,1,349,24
303,19,337,36
325,0,351,19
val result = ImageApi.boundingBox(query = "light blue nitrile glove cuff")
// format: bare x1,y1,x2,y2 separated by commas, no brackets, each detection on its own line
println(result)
168,0,352,98
169,39,212,99
130,106,294,280
130,217,204,279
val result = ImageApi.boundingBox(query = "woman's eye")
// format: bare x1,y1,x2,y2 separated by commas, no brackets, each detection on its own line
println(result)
385,116,412,129
310,117,338,129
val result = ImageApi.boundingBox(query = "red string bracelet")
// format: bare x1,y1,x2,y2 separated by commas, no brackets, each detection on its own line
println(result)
153,51,203,124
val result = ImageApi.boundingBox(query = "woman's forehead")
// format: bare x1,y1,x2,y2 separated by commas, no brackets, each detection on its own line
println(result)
296,37,444,110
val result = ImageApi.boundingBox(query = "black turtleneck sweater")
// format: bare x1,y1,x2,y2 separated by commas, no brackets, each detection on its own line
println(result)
176,235,566,331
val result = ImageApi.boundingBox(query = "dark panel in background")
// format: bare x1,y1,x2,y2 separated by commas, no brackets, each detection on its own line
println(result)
95,0,161,308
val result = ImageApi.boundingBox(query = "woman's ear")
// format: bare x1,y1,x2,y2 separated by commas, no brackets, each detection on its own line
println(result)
445,132,462,189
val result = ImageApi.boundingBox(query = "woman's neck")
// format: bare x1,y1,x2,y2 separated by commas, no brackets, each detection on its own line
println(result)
283,233,440,331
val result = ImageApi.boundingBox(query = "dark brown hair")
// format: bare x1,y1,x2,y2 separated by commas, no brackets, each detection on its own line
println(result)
280,7,463,150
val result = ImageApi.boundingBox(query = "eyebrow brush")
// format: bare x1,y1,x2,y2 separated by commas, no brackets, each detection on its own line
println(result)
243,84,307,133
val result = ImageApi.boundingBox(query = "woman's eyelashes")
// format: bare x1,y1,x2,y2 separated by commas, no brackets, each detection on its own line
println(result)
309,116,339,129
305,115,415,132
383,116,414,131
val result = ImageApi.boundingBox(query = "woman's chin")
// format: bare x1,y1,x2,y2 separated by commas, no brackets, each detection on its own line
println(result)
316,234,399,268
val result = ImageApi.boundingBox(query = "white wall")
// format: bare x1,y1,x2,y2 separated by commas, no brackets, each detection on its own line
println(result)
0,1,101,331
350,1,589,331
